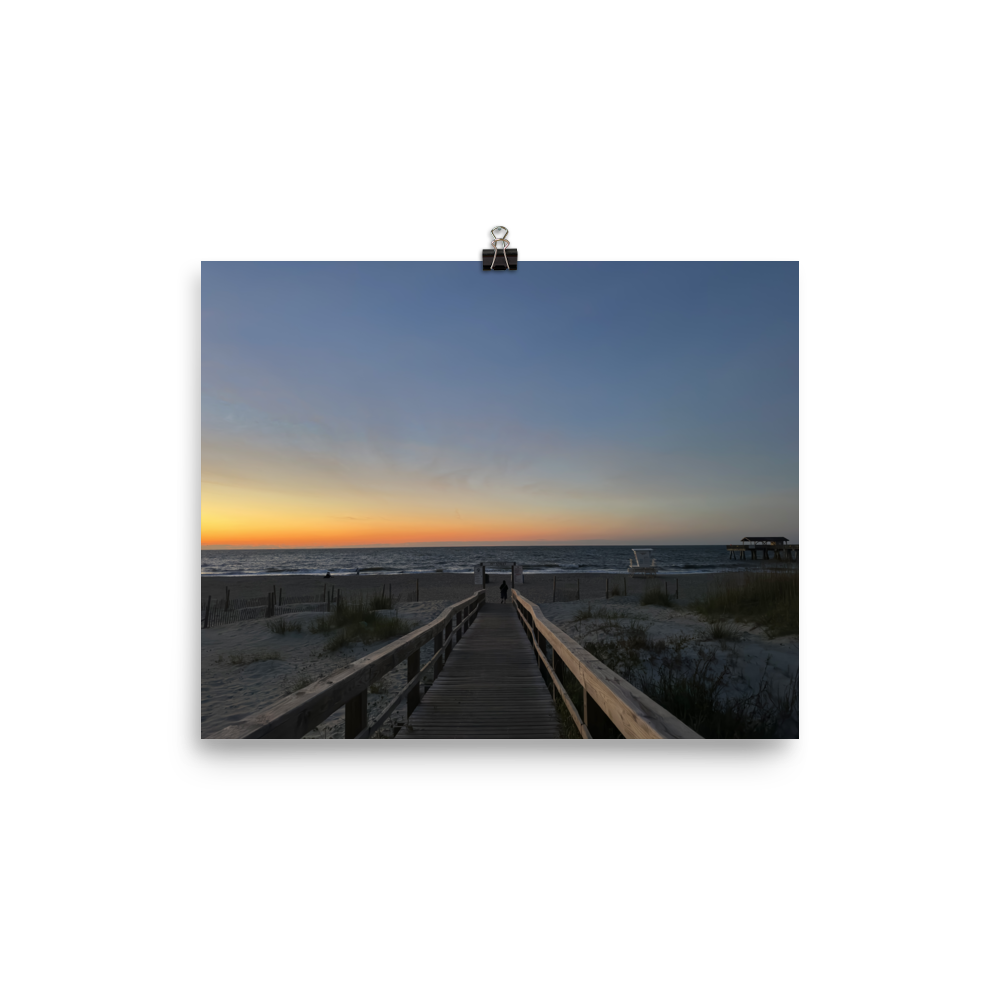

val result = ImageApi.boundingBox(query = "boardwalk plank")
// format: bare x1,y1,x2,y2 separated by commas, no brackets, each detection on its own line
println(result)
397,603,559,739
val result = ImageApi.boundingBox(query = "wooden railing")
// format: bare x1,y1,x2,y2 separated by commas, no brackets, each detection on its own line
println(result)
512,589,702,739
208,591,486,739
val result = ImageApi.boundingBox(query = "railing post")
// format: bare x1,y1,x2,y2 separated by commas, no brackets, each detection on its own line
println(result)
584,689,615,738
444,619,453,662
345,690,367,738
433,629,444,678
407,649,421,716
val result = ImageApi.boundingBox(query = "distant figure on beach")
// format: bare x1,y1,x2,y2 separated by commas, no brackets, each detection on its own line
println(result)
499,580,508,604
324,571,331,578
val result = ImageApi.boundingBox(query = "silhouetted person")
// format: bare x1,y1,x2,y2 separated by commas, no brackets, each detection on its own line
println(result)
324,571,331,578
499,580,508,604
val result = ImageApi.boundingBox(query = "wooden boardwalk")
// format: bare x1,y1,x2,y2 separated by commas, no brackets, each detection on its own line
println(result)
396,602,559,739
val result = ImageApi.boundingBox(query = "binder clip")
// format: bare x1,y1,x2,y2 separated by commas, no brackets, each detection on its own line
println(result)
482,226,517,270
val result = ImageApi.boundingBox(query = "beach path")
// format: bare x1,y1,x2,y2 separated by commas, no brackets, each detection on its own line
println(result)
396,603,559,739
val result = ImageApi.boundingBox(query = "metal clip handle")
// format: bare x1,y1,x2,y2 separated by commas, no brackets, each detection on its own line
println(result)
489,226,510,269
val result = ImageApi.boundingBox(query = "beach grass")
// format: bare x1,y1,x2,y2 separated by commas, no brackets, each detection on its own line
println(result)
313,590,412,653
707,619,742,644
309,591,400,635
692,570,798,637
266,616,303,635
640,586,673,608
634,655,797,738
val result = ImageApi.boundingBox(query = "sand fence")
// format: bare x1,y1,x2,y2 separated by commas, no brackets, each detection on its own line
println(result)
202,580,420,628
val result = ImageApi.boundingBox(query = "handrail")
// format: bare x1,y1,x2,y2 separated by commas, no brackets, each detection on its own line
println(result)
512,589,702,740
208,591,486,739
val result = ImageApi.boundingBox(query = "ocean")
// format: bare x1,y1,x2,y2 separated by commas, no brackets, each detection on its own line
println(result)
201,545,739,577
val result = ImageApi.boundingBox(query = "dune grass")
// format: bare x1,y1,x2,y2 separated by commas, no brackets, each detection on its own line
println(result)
640,586,673,608
307,592,412,654
692,570,798,638
266,616,303,635
707,619,743,644
634,657,795,738
577,609,651,684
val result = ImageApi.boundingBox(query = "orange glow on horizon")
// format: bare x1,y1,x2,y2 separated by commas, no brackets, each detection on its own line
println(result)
200,516,630,548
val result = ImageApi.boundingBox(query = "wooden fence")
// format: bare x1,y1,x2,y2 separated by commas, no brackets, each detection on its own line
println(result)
207,591,485,739
512,589,702,739
202,591,332,628
545,576,679,601
549,576,582,601
202,580,421,628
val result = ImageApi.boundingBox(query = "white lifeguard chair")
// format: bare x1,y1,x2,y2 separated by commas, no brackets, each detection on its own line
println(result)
628,548,657,577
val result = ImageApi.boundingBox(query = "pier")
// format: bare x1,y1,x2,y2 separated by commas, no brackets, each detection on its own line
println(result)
208,588,700,740
727,536,799,561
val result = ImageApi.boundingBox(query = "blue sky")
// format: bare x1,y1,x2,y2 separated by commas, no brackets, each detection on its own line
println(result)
202,261,798,545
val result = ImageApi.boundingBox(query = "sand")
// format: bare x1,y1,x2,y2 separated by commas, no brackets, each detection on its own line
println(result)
201,597,460,738
201,571,798,738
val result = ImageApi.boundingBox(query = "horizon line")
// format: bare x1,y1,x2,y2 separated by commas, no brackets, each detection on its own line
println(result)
201,540,791,550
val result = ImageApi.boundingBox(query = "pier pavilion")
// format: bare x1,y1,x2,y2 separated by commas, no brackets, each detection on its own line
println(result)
726,537,798,561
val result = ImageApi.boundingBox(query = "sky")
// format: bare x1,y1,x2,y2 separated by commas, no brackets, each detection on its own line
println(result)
201,262,798,547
